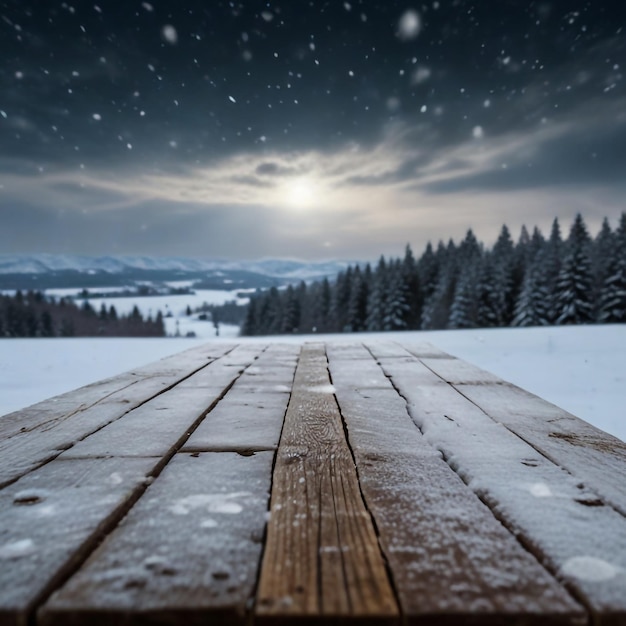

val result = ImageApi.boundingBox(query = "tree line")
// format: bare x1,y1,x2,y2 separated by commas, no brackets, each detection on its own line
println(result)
241,213,626,336
0,291,165,338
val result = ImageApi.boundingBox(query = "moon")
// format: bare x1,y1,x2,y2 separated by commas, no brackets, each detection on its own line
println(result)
283,177,316,209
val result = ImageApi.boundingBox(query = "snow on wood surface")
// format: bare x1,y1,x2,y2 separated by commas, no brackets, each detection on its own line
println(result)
41,452,274,625
1,340,625,625
375,348,626,622
0,344,236,488
327,345,584,623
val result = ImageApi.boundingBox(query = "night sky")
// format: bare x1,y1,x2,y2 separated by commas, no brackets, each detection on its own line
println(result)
1,1,625,260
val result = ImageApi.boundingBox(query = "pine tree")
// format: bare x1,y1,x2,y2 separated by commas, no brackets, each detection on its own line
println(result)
366,257,388,331
382,260,411,330
491,224,516,324
311,278,331,333
597,212,626,323
40,310,55,337
280,285,301,333
597,256,626,323
449,266,478,329
401,245,422,329
554,214,594,325
512,254,551,327
346,266,369,332
544,218,563,323
241,296,259,335
330,268,352,332
475,255,505,327
592,217,616,313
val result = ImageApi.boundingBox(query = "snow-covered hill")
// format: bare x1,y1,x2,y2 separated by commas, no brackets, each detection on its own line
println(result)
0,254,351,279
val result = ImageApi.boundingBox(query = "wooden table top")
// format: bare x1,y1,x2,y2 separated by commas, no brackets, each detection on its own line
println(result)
1,341,625,625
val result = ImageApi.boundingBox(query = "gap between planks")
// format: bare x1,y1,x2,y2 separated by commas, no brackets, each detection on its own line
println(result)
2,345,266,626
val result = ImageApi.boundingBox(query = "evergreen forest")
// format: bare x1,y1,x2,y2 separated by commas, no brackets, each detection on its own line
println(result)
0,291,165,338
242,213,626,336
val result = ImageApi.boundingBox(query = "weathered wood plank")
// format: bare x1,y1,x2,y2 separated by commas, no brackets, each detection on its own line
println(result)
0,457,155,626
0,344,237,487
41,451,274,626
378,355,626,625
232,344,299,393
181,391,290,454
256,344,398,624
327,345,585,625
61,345,265,460
396,342,455,359
0,343,234,440
423,356,626,518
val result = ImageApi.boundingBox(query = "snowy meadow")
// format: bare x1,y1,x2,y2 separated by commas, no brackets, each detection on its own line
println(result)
1,324,624,443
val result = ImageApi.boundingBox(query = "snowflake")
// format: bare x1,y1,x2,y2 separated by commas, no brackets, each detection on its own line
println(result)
162,25,178,45
397,10,421,40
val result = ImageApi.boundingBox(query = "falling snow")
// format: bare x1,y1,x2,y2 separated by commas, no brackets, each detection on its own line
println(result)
397,10,421,40
162,25,178,45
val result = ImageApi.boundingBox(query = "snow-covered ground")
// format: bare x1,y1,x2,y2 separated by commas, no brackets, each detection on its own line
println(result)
0,325,624,443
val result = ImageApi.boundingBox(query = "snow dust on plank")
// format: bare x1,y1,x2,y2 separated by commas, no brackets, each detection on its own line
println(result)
422,356,626,518
40,452,274,626
182,344,299,454
256,344,398,623
0,344,266,626
374,350,626,625
0,457,155,626
59,344,265,460
0,343,237,488
328,343,584,625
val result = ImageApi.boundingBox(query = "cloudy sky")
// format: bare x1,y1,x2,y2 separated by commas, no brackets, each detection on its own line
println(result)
1,1,624,260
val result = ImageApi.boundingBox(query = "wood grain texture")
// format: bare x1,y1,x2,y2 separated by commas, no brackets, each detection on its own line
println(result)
379,355,626,626
41,452,275,626
0,457,155,626
256,344,398,624
0,344,236,487
328,344,585,626
424,357,626,518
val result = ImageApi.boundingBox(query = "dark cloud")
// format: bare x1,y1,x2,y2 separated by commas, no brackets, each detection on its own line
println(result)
255,162,299,177
420,105,626,194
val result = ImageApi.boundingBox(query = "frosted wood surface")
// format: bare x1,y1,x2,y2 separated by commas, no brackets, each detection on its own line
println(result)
233,344,298,391
447,377,626,518
0,343,233,440
329,350,585,625
41,452,274,626
183,391,291,453
362,341,412,358
0,345,235,487
256,344,398,623
396,342,454,359
380,357,626,624
324,342,373,360
62,345,266,459
421,356,502,384
0,457,154,626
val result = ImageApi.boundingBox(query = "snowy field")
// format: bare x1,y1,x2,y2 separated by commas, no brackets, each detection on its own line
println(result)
0,325,624,443
41,287,251,339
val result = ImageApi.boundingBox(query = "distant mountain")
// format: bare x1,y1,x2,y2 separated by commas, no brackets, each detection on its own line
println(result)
0,254,353,290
